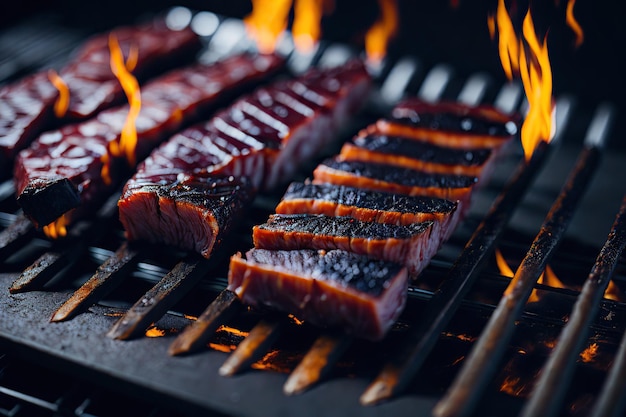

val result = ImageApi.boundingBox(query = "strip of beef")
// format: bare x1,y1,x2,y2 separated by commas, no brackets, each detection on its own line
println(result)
118,60,371,256
15,53,284,228
312,157,477,212
119,175,253,258
0,18,201,175
339,131,496,181
375,98,519,150
253,213,437,278
274,181,461,241
227,248,408,340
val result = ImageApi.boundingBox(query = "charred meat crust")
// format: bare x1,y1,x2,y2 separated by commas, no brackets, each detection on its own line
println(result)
227,248,408,340
119,175,254,258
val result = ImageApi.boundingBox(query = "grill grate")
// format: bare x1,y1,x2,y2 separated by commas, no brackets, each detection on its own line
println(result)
1,6,626,417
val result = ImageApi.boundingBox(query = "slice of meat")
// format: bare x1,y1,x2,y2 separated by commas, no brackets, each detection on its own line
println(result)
227,248,408,340
274,181,461,241
339,132,495,180
375,98,520,150
119,175,253,258
312,157,477,211
15,53,284,229
0,18,201,175
252,213,437,278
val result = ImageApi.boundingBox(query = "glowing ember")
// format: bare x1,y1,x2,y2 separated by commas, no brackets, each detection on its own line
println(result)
287,314,305,325
245,0,293,53
603,280,625,302
209,343,236,353
579,342,599,363
145,327,167,337
491,0,554,161
364,0,399,64
42,214,68,239
47,69,70,118
499,375,525,396
101,34,142,185
565,0,584,47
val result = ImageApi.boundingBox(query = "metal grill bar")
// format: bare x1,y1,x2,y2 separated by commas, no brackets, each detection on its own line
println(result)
521,195,626,417
432,105,614,417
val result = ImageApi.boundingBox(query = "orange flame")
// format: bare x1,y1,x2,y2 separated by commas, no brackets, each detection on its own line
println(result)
292,0,331,52
565,0,584,47
245,0,293,54
491,0,554,161
47,70,70,118
604,280,625,302
495,249,566,303
364,0,399,64
101,35,142,185
42,214,68,239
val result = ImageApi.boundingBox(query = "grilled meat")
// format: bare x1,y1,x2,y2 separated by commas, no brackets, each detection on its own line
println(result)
339,131,495,179
312,157,477,210
118,60,371,256
253,213,437,277
15,53,284,228
119,175,253,258
0,19,201,176
274,181,461,240
227,248,408,340
375,98,519,150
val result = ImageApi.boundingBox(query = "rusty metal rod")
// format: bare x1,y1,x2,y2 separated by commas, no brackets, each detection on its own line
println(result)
168,289,242,356
283,333,353,395
521,195,626,417
50,242,141,322
432,107,610,417
0,214,35,261
107,256,211,340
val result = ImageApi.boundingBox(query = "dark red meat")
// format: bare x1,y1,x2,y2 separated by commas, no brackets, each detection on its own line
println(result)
118,60,371,256
274,181,461,241
375,98,519,150
227,248,408,340
312,157,477,211
252,213,437,278
0,18,201,174
15,53,284,228
119,175,253,258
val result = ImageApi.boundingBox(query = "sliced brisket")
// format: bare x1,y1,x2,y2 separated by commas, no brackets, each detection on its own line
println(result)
227,248,408,340
252,213,437,277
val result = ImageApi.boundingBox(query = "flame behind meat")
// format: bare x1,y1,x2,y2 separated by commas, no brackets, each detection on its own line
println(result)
47,69,70,118
364,0,398,64
101,34,142,185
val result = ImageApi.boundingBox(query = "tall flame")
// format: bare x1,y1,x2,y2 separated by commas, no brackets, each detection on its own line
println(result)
292,0,332,52
101,35,142,185
491,0,554,161
245,0,293,54
47,70,70,118
364,0,399,64
565,0,584,47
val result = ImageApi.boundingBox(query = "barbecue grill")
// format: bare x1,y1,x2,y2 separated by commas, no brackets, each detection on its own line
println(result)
1,2,625,417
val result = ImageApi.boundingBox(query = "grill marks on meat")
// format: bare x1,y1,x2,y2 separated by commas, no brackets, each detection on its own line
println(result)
0,19,201,174
15,53,284,228
117,59,371,258
377,98,519,150
274,182,461,240
227,249,408,341
339,132,494,178
119,175,253,258
313,157,477,207
253,214,437,277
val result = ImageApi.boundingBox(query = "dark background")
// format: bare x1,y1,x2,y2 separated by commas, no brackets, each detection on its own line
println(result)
2,0,625,146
